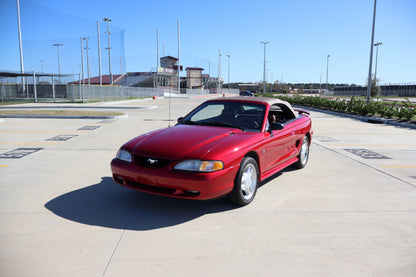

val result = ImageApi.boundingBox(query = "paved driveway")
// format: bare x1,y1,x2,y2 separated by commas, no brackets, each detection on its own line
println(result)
1,97,416,277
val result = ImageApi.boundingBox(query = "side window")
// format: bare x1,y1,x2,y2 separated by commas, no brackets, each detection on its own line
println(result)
269,104,296,124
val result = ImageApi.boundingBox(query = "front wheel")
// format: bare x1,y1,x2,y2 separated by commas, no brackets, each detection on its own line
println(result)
229,157,259,206
293,136,310,169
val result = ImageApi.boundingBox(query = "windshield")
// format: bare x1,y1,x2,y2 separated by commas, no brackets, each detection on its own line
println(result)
180,101,266,132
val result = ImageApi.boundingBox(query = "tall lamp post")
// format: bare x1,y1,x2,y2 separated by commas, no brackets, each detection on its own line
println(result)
16,0,25,95
218,48,222,93
83,37,90,85
374,42,383,83
366,0,377,103
103,18,113,85
226,54,231,90
53,43,63,84
326,54,330,91
261,42,269,94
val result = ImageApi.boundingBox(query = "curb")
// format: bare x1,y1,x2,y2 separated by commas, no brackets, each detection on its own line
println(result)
294,105,416,130
0,113,128,120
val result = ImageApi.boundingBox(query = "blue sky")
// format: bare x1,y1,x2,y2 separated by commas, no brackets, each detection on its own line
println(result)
1,0,415,85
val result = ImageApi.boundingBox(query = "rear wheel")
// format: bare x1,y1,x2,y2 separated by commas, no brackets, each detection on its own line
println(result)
230,157,259,206
293,136,309,169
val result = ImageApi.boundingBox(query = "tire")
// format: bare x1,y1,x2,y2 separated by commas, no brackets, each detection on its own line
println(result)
293,136,310,169
230,157,259,206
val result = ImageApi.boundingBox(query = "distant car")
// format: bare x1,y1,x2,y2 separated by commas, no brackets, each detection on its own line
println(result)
239,91,254,96
111,97,312,206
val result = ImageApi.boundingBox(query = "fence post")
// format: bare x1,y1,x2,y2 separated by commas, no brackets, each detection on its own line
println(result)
1,76,4,103
33,71,37,102
52,74,56,102
77,73,81,102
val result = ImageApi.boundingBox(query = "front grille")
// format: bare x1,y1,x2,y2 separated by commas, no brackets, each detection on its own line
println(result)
124,180,200,198
134,155,172,168
125,180,177,194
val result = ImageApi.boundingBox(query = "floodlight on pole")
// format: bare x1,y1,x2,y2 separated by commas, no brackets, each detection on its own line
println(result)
177,19,180,93
80,38,84,85
83,37,90,85
366,0,377,103
218,48,222,93
261,42,269,94
374,42,383,83
326,54,330,91
97,20,102,85
103,18,113,85
53,43,63,84
227,54,231,90
16,0,25,95
156,28,160,71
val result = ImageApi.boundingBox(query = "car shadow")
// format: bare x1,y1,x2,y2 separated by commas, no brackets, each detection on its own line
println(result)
44,177,237,231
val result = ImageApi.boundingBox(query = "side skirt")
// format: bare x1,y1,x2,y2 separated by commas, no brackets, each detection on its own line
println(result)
260,156,298,181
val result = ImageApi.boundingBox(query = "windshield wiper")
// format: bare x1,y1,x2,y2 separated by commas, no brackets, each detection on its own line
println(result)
181,120,198,125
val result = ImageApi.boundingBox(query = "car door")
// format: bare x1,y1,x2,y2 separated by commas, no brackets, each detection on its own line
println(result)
262,103,300,171
263,122,297,172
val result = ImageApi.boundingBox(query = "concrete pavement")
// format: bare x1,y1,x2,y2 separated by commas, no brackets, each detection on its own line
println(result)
1,96,416,276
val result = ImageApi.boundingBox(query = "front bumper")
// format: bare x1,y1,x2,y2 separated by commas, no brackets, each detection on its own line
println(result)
110,159,239,200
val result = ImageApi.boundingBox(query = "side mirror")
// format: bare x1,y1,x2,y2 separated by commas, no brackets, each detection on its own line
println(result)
269,122,284,131
177,117,184,123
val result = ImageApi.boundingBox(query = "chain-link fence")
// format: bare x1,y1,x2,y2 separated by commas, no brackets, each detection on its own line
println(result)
1,80,239,103
333,83,416,97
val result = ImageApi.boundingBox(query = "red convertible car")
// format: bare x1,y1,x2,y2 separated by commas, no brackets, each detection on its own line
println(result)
111,97,312,206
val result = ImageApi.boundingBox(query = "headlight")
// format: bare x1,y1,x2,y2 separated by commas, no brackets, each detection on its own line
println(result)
116,149,132,163
174,160,224,172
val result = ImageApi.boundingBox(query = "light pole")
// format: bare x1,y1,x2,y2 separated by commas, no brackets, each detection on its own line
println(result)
226,54,230,90
261,42,269,94
80,38,84,85
16,0,25,95
97,20,102,85
177,19,180,93
83,37,90,85
53,43,63,84
40,60,44,83
218,48,222,93
326,54,330,91
103,18,113,85
366,0,377,103
374,42,383,83
156,28,159,71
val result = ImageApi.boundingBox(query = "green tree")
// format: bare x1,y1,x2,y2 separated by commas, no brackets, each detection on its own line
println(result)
370,77,381,98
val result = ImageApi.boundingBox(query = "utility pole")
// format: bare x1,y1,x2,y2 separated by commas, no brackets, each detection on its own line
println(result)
261,42,269,94
103,18,113,85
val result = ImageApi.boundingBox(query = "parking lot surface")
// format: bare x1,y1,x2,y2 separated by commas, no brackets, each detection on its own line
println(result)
1,96,416,277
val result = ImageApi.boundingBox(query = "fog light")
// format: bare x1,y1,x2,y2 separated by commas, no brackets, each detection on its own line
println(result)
114,175,124,184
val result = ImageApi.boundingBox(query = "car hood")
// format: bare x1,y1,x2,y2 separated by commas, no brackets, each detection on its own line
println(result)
129,125,242,159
